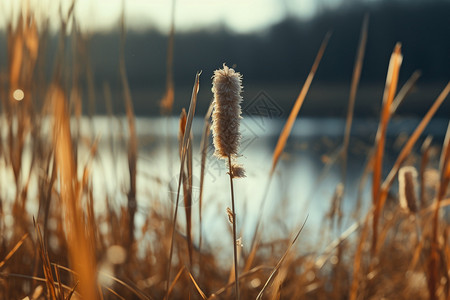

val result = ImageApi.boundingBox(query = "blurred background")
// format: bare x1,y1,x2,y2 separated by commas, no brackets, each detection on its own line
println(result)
0,0,448,245
0,0,449,117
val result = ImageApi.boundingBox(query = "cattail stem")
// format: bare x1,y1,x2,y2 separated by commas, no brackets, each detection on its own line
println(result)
228,154,240,300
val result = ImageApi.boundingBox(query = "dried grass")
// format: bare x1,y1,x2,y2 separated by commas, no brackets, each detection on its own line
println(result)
0,4,448,300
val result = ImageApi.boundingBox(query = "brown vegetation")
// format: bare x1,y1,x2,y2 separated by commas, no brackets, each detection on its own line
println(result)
0,3,449,300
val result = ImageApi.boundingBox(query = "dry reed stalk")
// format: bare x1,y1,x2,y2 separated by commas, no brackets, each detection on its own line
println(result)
0,233,29,269
327,183,344,226
167,267,185,299
316,214,368,271
57,261,152,300
372,43,402,254
208,265,271,299
178,108,193,265
270,32,331,176
349,211,372,300
34,219,58,300
269,254,291,300
198,101,214,276
178,109,187,156
226,155,239,300
420,136,433,208
0,273,80,298
187,269,207,299
256,216,308,300
353,70,420,216
119,11,138,251
246,33,330,273
390,70,421,114
6,9,39,200
376,82,450,223
166,72,201,300
341,14,369,187
428,122,450,300
85,45,97,120
53,264,65,300
160,0,176,114
52,86,100,300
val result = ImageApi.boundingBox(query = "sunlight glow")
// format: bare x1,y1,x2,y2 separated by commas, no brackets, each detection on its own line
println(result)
13,89,24,101
0,0,318,33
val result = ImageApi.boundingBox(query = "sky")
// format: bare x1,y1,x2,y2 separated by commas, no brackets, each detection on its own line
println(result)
0,0,321,33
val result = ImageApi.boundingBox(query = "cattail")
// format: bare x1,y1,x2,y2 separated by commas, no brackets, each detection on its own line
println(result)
211,64,244,161
211,64,244,300
399,166,418,213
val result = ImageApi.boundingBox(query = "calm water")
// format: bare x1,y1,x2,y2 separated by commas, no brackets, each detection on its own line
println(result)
2,116,448,254
85,116,448,250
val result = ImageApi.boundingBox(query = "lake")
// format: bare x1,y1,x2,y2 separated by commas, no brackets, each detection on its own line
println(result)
58,116,447,255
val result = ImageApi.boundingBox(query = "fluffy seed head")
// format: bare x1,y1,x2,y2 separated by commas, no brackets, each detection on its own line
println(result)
398,166,418,213
230,164,246,178
211,64,243,160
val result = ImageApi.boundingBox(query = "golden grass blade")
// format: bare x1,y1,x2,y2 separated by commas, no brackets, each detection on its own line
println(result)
380,82,450,202
54,264,64,300
208,265,272,298
34,218,58,300
178,109,187,157
119,8,138,250
371,43,402,253
439,123,450,182
270,32,331,175
198,101,213,263
372,43,403,202
420,136,433,208
102,286,125,300
0,233,28,269
65,282,79,300
178,108,192,264
429,122,450,300
52,86,100,300
248,32,330,275
341,14,369,182
160,0,176,114
167,266,185,299
55,262,152,300
226,154,240,300
390,70,421,114
349,212,371,300
187,270,207,300
98,272,153,300
185,130,194,265
352,70,420,215
0,273,80,297
315,217,364,269
177,108,194,267
244,175,273,272
166,72,201,299
256,216,308,300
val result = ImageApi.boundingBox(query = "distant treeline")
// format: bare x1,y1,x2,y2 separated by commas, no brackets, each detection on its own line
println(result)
0,1,448,117
83,0,450,89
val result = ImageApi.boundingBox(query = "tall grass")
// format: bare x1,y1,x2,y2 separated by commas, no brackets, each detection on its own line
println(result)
0,4,449,300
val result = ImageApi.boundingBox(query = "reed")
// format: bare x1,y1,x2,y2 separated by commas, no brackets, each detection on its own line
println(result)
0,2,449,299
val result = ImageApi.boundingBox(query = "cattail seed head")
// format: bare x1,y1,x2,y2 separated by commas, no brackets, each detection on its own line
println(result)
211,64,243,160
399,166,418,213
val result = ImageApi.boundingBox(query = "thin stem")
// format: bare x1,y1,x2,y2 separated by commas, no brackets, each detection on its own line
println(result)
228,155,240,300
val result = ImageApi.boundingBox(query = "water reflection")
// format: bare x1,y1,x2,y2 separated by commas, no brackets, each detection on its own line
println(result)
2,116,447,254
